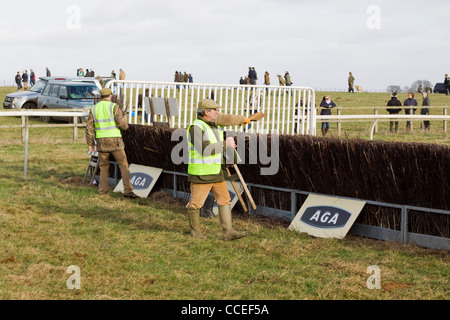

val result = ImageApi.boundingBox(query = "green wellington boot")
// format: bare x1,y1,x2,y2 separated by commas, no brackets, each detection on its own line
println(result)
187,209,206,239
218,205,246,241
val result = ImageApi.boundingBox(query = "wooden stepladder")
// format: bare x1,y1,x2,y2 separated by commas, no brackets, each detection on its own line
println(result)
83,150,99,185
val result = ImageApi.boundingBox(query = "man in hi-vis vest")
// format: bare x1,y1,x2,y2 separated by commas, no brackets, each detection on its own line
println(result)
186,99,265,240
85,88,137,198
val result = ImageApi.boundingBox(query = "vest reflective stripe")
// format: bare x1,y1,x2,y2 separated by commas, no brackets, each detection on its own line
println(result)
92,101,122,139
188,119,223,175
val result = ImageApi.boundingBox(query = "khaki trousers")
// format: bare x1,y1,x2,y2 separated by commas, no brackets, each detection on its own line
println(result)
98,149,133,194
187,181,231,210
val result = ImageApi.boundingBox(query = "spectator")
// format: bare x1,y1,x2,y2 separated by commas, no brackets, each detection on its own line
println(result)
111,70,116,79
264,71,270,86
119,69,126,80
22,70,28,91
277,74,285,86
188,74,193,83
46,67,51,76
248,67,257,85
403,92,418,132
420,92,431,132
443,74,449,95
29,69,36,86
15,72,22,91
386,92,402,133
348,72,355,93
284,71,292,86
319,95,336,135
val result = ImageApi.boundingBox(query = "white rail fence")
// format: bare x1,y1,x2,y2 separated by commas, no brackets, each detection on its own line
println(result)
105,80,317,135
0,110,86,179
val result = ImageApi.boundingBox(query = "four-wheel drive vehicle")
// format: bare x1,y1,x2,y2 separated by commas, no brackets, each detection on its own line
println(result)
37,82,100,123
3,76,102,110
433,83,448,94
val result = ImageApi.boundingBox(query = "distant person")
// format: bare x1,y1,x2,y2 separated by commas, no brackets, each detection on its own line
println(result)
348,72,355,93
248,67,257,85
85,69,89,77
22,70,28,91
284,71,292,86
111,70,116,79
417,85,423,93
264,71,270,92
403,92,418,132
188,73,193,83
264,71,270,86
319,95,336,135
29,69,36,86
119,69,126,80
85,88,138,199
77,68,84,76
420,92,431,132
46,67,51,77
277,74,285,86
386,92,402,133
15,72,22,91
444,74,450,95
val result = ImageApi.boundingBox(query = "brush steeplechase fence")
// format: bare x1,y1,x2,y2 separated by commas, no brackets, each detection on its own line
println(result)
105,80,317,135
121,125,450,251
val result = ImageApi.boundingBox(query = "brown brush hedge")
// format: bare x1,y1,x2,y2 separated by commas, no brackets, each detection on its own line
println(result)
122,125,449,236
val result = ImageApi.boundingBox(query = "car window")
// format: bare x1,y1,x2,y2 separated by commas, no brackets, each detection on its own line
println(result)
30,80,47,93
42,85,52,96
50,85,60,98
68,86,99,99
60,86,68,97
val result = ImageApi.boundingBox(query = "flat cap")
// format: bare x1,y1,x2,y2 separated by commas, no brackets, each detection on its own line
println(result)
197,99,220,110
100,88,112,96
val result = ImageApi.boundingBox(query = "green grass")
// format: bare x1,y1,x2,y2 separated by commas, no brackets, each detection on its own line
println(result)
0,86,449,300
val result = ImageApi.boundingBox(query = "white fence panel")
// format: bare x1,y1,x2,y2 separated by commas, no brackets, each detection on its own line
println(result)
106,81,317,135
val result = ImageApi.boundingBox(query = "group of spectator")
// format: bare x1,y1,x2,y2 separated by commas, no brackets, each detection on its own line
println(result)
174,71,193,85
239,68,293,87
386,91,431,133
14,69,37,91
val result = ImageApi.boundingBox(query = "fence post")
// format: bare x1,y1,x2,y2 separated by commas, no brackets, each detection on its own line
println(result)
24,116,29,180
21,116,26,143
444,107,448,132
337,107,342,136
400,206,409,244
373,108,378,133
73,116,78,141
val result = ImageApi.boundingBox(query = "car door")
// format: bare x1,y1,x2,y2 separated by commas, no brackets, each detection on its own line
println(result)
48,84,61,110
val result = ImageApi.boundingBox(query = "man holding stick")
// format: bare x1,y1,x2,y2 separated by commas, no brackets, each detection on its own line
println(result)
186,99,265,240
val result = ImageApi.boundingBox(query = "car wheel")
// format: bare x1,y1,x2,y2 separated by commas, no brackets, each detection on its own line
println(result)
41,106,52,123
21,102,37,110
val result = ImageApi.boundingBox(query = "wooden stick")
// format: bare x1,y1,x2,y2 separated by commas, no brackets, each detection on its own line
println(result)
233,164,257,210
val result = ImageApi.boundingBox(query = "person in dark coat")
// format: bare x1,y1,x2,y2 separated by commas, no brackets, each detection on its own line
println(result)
319,95,336,135
420,92,431,132
444,74,449,95
403,92,418,132
386,92,402,133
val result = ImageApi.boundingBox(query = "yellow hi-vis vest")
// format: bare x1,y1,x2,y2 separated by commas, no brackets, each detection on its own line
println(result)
187,119,224,175
91,101,122,139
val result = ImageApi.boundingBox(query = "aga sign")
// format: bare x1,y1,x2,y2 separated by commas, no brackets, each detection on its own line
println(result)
114,164,163,198
288,195,366,239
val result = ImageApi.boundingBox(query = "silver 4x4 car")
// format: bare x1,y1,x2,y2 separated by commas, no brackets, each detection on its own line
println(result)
3,76,102,110
37,82,100,123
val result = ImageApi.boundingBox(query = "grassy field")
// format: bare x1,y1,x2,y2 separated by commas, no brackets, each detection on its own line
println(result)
0,86,448,301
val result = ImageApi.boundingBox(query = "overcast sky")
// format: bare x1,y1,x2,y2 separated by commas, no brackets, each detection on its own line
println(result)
1,0,449,91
